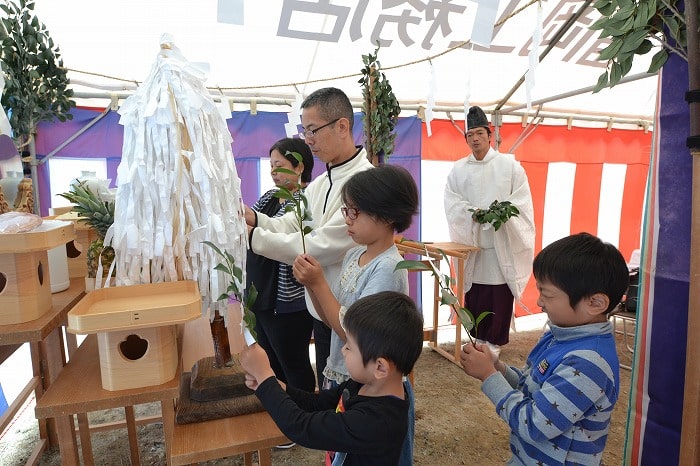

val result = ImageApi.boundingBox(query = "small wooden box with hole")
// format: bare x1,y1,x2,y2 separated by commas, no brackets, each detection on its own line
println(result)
67,280,201,391
0,220,75,325
50,211,100,279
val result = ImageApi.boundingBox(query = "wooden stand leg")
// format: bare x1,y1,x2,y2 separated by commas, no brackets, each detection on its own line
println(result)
39,327,68,446
55,415,80,465
29,341,50,445
258,448,272,466
454,257,465,363
431,269,439,350
65,330,79,357
243,451,253,466
125,406,141,466
161,398,176,466
76,413,95,466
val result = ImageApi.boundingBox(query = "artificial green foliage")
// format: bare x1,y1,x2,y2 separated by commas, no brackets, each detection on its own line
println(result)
469,200,520,231
0,0,75,147
272,151,313,253
358,45,401,164
203,240,258,341
394,240,492,344
590,0,689,92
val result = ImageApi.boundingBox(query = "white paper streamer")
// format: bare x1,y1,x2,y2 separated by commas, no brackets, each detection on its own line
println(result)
526,3,544,112
425,61,437,137
470,0,500,48
463,44,474,133
110,33,249,328
284,92,303,137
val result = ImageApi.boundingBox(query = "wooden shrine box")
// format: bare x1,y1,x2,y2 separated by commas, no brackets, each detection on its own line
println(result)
0,220,75,324
50,211,99,278
67,280,201,391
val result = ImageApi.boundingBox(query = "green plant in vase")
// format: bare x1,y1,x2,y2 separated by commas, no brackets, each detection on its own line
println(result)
394,240,492,345
271,150,313,253
58,181,115,279
203,240,258,346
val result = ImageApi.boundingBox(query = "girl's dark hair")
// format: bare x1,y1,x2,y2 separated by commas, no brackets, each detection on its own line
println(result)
269,138,314,183
343,291,424,375
533,232,629,313
341,164,419,233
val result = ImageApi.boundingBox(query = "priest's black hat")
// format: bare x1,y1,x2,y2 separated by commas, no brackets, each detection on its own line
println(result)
467,106,489,130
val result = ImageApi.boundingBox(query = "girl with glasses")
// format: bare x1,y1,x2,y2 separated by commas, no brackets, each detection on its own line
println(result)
292,164,419,465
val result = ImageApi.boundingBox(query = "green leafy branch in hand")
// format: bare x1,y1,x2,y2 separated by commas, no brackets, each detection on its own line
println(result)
203,240,258,341
469,200,520,231
394,240,492,345
272,151,313,253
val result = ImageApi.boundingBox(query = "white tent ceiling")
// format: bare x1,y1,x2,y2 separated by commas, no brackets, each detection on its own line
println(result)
33,0,657,126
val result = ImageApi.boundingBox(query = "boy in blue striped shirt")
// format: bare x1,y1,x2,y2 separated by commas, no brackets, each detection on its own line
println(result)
460,232,629,465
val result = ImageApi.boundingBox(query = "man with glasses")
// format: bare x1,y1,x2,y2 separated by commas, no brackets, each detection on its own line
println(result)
244,87,373,390
444,106,535,356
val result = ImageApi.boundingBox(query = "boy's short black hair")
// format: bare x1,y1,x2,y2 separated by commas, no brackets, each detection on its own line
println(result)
341,164,419,233
269,137,314,183
533,232,629,313
301,87,355,131
343,291,423,375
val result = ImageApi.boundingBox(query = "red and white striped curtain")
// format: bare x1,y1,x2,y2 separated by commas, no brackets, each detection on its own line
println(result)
422,120,652,315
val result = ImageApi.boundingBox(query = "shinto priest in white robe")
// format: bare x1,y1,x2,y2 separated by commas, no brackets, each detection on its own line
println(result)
444,147,535,307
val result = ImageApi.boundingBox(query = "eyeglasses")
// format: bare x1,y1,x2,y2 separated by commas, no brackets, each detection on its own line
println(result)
341,206,360,220
299,118,340,140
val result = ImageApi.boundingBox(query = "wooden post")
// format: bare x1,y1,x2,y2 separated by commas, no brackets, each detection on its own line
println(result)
365,66,378,166
680,0,700,460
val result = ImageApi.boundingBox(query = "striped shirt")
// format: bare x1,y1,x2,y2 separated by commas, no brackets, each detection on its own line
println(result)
247,188,306,313
482,321,620,465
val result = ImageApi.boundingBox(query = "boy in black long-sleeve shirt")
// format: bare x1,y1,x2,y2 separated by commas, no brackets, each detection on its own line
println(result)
240,291,424,465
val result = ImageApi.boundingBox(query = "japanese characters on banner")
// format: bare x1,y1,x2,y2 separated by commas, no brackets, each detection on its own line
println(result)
269,0,608,64
33,0,654,121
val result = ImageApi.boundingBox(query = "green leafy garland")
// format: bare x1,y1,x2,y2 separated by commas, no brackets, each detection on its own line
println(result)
359,45,401,164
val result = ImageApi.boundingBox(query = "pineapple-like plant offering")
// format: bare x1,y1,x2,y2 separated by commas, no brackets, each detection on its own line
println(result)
394,240,492,345
58,181,115,278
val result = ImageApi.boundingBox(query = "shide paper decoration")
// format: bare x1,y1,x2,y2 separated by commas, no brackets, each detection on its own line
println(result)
108,34,248,331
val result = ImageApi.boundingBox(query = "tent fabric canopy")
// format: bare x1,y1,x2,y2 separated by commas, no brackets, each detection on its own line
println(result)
31,0,657,125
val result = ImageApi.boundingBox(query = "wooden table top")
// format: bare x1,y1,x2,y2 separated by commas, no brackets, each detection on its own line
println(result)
170,409,288,465
35,334,180,419
394,238,479,260
0,277,85,345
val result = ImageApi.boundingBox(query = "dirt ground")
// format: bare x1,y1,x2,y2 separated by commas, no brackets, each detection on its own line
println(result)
1,316,632,465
